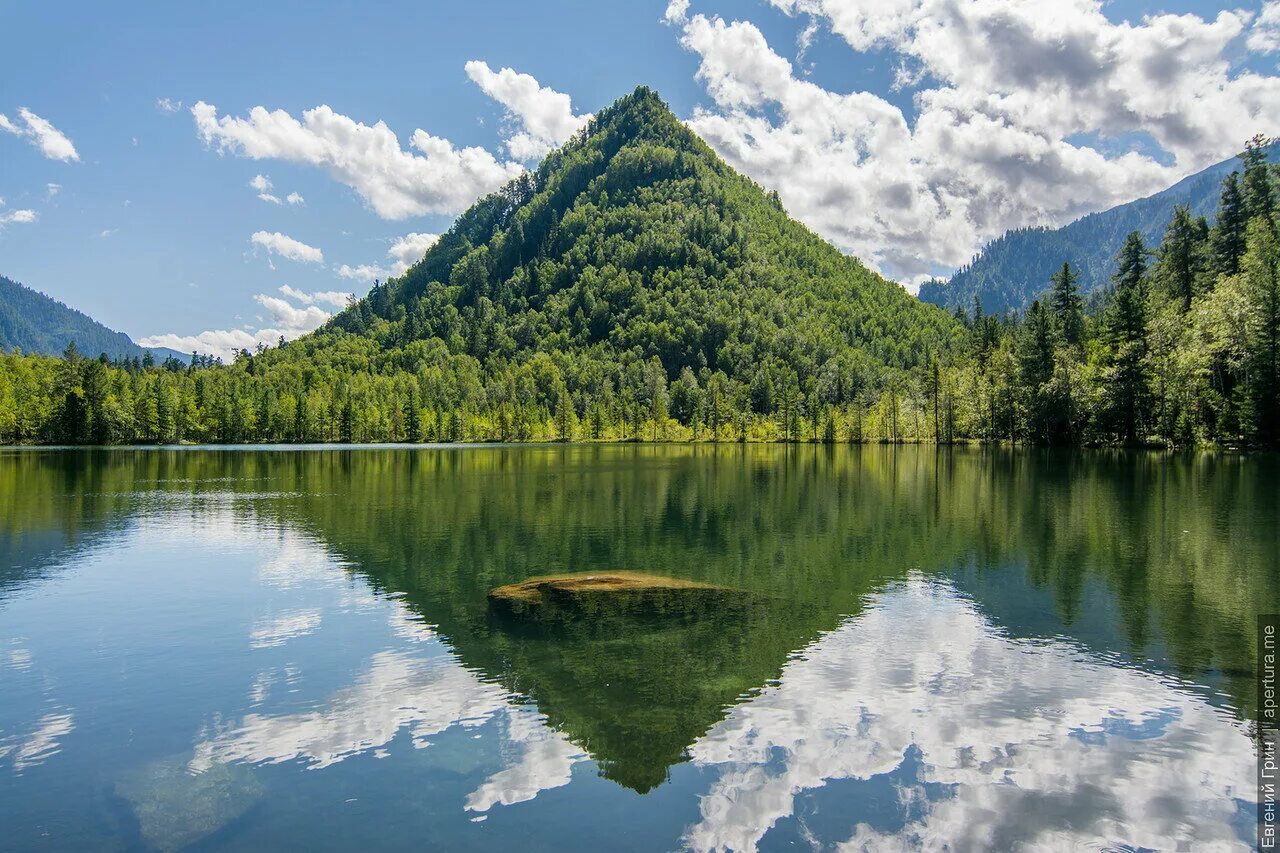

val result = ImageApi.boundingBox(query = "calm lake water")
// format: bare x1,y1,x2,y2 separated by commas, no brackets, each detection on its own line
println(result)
0,445,1273,852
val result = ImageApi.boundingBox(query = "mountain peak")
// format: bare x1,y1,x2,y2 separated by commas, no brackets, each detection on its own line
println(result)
320,85,956,393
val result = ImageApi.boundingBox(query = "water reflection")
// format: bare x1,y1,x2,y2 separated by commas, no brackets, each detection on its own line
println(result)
685,576,1255,852
0,446,1272,851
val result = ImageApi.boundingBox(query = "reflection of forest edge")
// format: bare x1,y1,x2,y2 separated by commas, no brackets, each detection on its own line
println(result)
1,445,1273,788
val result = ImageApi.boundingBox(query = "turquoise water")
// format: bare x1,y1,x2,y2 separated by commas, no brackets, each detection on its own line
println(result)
0,445,1272,851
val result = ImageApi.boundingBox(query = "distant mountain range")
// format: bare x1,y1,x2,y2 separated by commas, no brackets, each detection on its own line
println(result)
919,142,1278,314
0,275,187,363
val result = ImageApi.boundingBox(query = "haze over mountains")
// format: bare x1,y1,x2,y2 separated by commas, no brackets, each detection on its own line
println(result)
920,142,1280,314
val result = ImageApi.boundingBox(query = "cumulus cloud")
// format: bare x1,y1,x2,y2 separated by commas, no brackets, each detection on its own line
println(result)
673,2,1280,286
156,97,183,113
0,107,79,162
139,285,339,360
0,208,37,227
286,191,304,205
465,61,591,160
333,231,440,285
1250,1,1280,53
387,231,439,274
46,182,61,197
250,230,324,264
278,284,350,308
664,0,690,25
249,174,281,204
192,100,524,219
335,263,388,283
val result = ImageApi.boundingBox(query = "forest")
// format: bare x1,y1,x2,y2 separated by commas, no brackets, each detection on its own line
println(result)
0,89,1276,448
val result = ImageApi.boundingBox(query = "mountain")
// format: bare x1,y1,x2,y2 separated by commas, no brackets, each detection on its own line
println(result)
2,87,962,447
296,86,958,389
919,142,1278,314
0,274,187,363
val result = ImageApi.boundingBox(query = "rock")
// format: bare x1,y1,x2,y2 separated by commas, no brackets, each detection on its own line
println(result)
115,756,263,852
488,571,737,617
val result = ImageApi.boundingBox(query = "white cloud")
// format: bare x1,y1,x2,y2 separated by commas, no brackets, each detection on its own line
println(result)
278,284,350,308
249,174,281,204
673,3,1280,286
139,285,338,360
156,97,183,114
336,263,388,283
192,100,524,219
387,232,439,274
664,0,690,25
286,191,304,205
1251,1,1280,53
464,61,591,160
46,182,61,197
253,293,330,331
0,208,37,227
0,107,79,162
99,228,116,238
250,230,324,264
335,231,439,284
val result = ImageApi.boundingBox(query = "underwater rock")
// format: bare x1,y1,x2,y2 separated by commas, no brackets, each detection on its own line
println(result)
115,756,263,852
488,571,738,617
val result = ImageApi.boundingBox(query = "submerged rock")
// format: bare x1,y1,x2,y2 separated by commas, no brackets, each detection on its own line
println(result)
115,756,263,852
489,571,738,617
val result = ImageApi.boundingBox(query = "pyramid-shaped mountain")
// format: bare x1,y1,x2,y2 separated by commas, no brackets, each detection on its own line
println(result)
316,87,956,383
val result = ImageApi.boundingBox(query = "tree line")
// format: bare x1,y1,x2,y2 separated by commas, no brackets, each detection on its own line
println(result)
0,135,1276,448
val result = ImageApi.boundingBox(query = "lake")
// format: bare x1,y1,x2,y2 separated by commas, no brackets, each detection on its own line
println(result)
0,445,1273,851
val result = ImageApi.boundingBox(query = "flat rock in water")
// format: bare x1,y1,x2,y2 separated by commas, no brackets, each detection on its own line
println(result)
489,571,736,616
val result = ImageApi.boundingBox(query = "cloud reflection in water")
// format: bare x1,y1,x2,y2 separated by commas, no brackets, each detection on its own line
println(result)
684,576,1255,852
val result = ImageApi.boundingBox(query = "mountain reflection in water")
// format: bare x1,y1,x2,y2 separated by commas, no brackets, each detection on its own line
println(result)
0,445,1269,851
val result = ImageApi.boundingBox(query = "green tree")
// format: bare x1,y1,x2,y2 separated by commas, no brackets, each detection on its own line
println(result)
1103,233,1152,443
1155,205,1208,311
1240,218,1280,443
1048,261,1084,345
1211,171,1249,278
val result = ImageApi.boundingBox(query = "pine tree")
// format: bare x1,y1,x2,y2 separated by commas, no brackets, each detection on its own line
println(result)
1156,205,1208,311
1241,134,1276,225
1211,172,1248,278
1104,232,1152,443
1048,261,1084,345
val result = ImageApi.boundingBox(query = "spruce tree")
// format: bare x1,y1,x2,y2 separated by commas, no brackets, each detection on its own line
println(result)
1048,261,1084,344
1104,232,1152,443
1211,172,1248,278
1156,205,1207,311
1241,134,1276,224
1018,301,1057,442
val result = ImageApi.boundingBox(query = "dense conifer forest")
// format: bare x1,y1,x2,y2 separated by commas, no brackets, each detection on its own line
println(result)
1,91,1277,448
919,142,1279,315
0,274,177,361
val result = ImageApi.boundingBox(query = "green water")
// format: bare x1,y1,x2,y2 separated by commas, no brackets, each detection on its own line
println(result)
0,445,1273,851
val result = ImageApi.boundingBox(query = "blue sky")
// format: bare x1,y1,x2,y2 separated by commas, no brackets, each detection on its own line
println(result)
2,0,1278,358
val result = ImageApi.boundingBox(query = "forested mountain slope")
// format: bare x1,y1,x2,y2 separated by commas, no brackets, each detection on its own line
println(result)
921,142,1280,313
277,86,960,399
0,274,185,362
15,88,1274,449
